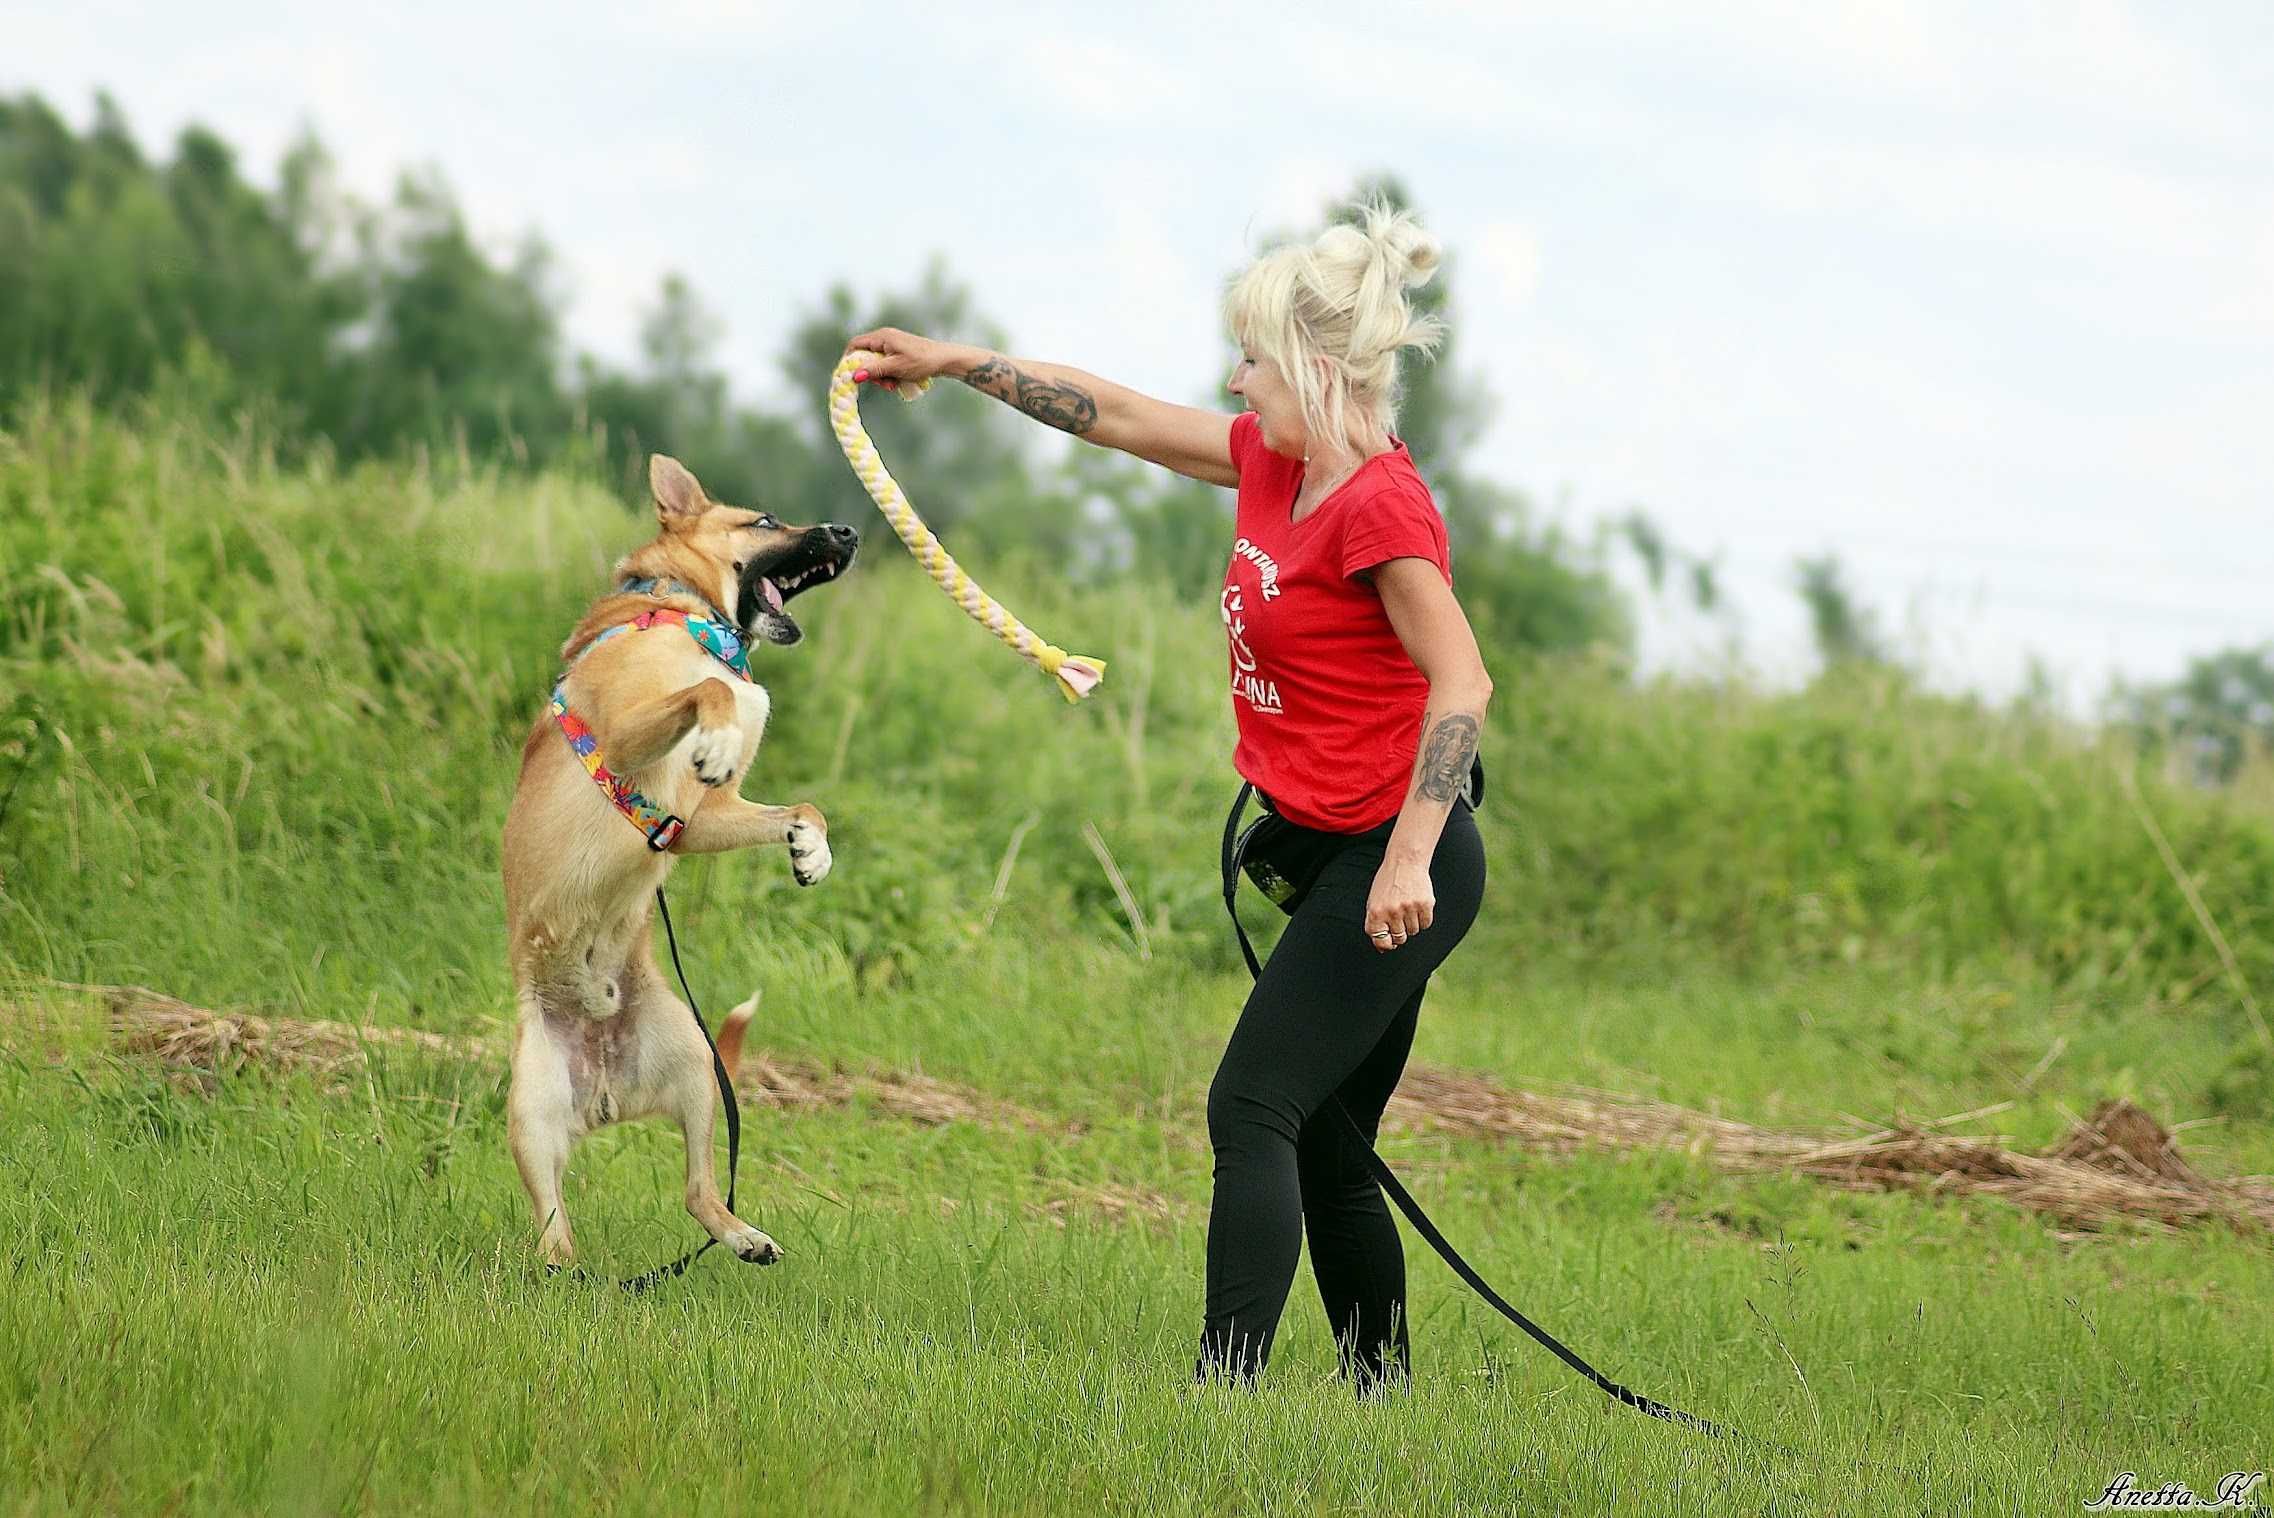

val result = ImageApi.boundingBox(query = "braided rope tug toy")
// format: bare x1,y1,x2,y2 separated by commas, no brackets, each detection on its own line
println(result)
829,350,1106,702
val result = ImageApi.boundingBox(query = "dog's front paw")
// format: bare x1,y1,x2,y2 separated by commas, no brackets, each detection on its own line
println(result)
688,723,739,788
724,1224,783,1265
788,818,832,887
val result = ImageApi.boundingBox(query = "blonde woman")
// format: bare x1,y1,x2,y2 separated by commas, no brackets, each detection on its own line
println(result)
847,201,1491,1392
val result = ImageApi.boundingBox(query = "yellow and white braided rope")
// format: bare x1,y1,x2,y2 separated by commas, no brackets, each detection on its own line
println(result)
828,350,1105,702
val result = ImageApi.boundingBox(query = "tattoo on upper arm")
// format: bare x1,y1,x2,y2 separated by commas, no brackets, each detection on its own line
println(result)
962,357,1099,435
1417,714,1480,804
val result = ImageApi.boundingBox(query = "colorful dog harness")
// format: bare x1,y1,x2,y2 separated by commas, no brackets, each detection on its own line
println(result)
550,590,753,851
831,350,1106,702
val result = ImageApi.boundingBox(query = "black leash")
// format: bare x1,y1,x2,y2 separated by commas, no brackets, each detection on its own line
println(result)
607,790,1733,1436
1221,781,1732,1440
616,885,743,1295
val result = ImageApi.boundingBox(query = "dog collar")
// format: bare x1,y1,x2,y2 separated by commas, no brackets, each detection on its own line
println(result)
620,575,737,630
637,609,752,680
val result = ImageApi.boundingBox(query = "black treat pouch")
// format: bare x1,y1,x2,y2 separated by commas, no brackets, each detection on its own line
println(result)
1236,758,1484,918
1235,809,1369,917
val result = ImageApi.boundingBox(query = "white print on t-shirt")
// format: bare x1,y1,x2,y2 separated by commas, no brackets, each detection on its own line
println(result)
1221,582,1283,713
1231,538,1281,600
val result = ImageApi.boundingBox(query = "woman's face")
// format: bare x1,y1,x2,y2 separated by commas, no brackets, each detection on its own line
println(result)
1227,347,1306,460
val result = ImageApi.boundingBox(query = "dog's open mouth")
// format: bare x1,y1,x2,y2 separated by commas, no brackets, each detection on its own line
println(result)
753,557,842,612
739,527,858,647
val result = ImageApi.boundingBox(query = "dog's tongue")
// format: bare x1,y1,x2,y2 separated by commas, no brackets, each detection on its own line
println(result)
759,577,784,614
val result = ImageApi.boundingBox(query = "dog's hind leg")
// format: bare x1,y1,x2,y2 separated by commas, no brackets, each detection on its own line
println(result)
507,998,580,1268
627,970,783,1266
678,1105,781,1264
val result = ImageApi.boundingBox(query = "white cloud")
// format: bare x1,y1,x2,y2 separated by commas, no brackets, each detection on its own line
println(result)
1013,34,1200,123
643,0,793,32
1249,155,1359,242
1473,220,1543,311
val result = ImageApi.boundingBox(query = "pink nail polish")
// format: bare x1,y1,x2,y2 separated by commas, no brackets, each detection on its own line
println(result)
854,369,870,382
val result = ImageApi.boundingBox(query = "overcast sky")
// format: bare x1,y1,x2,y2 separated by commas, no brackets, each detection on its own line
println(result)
14,1,2271,709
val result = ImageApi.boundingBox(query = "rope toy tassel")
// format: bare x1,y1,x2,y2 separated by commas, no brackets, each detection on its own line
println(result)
829,350,1107,702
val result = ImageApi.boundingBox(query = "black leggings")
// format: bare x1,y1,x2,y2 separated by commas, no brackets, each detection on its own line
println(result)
1200,799,1487,1390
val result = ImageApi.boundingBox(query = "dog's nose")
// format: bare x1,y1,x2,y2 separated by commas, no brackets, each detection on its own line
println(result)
826,523,859,547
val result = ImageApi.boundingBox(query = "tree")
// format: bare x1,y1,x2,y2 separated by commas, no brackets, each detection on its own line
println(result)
1795,554,1889,670
641,275,726,431
580,272,748,500
346,168,568,459
2118,643,2274,785
774,259,1032,536
1306,175,1629,653
1324,171,1492,485
0,96,366,424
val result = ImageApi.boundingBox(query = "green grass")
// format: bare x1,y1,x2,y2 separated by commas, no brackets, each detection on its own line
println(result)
3,1007,2269,1516
2,402,2271,1514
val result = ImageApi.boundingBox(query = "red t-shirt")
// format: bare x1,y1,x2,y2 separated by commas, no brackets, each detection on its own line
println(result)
1221,410,1452,832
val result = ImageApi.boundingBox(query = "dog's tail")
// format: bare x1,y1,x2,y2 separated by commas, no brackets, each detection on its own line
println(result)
714,990,761,1085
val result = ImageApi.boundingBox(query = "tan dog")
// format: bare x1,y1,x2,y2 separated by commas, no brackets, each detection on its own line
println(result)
502,454,855,1269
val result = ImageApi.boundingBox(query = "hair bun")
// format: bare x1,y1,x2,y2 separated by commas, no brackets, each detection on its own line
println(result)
1222,194,1447,448
1361,200,1441,290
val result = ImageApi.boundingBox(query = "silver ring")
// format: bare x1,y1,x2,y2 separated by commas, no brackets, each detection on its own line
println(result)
1369,929,1393,940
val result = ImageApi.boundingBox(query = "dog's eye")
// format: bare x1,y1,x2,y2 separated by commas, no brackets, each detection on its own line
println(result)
750,514,779,531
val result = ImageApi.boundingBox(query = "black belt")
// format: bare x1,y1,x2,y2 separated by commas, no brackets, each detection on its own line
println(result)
1220,780,1731,1438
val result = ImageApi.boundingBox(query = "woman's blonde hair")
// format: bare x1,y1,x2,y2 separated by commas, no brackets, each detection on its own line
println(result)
1223,198,1446,456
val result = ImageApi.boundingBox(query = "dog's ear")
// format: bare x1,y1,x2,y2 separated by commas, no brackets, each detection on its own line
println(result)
649,455,708,523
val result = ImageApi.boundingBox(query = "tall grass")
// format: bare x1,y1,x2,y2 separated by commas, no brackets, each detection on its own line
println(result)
4,399,2268,1030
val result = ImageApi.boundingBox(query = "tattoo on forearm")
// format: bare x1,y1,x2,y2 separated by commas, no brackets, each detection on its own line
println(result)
962,357,1099,435
1417,714,1480,804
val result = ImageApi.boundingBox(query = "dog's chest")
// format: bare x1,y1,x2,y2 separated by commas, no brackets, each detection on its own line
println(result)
728,679,771,749
657,653,770,775
711,678,772,776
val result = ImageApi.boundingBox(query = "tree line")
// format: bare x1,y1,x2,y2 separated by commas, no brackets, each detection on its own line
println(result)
1,91,1652,653
4,89,2263,760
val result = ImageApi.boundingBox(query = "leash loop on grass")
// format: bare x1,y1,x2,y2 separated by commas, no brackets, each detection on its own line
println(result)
829,350,1106,703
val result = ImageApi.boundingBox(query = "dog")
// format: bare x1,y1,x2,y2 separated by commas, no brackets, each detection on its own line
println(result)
501,453,855,1269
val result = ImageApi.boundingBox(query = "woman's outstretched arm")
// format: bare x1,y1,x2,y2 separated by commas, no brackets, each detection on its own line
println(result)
846,327,1237,488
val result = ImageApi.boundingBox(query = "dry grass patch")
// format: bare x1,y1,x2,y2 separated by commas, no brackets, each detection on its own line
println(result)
55,983,2274,1236
91,982,1062,1131
1031,1183,1187,1231
728,1049,1065,1132
1386,1067,2274,1235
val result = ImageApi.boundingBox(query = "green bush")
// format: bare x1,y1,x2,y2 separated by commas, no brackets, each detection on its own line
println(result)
3,404,2269,1046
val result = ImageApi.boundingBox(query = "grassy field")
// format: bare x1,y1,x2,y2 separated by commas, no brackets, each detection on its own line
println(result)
2,405,2270,1514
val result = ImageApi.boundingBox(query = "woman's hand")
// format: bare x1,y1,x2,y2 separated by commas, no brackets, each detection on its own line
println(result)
1364,852,1435,953
844,327,971,391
